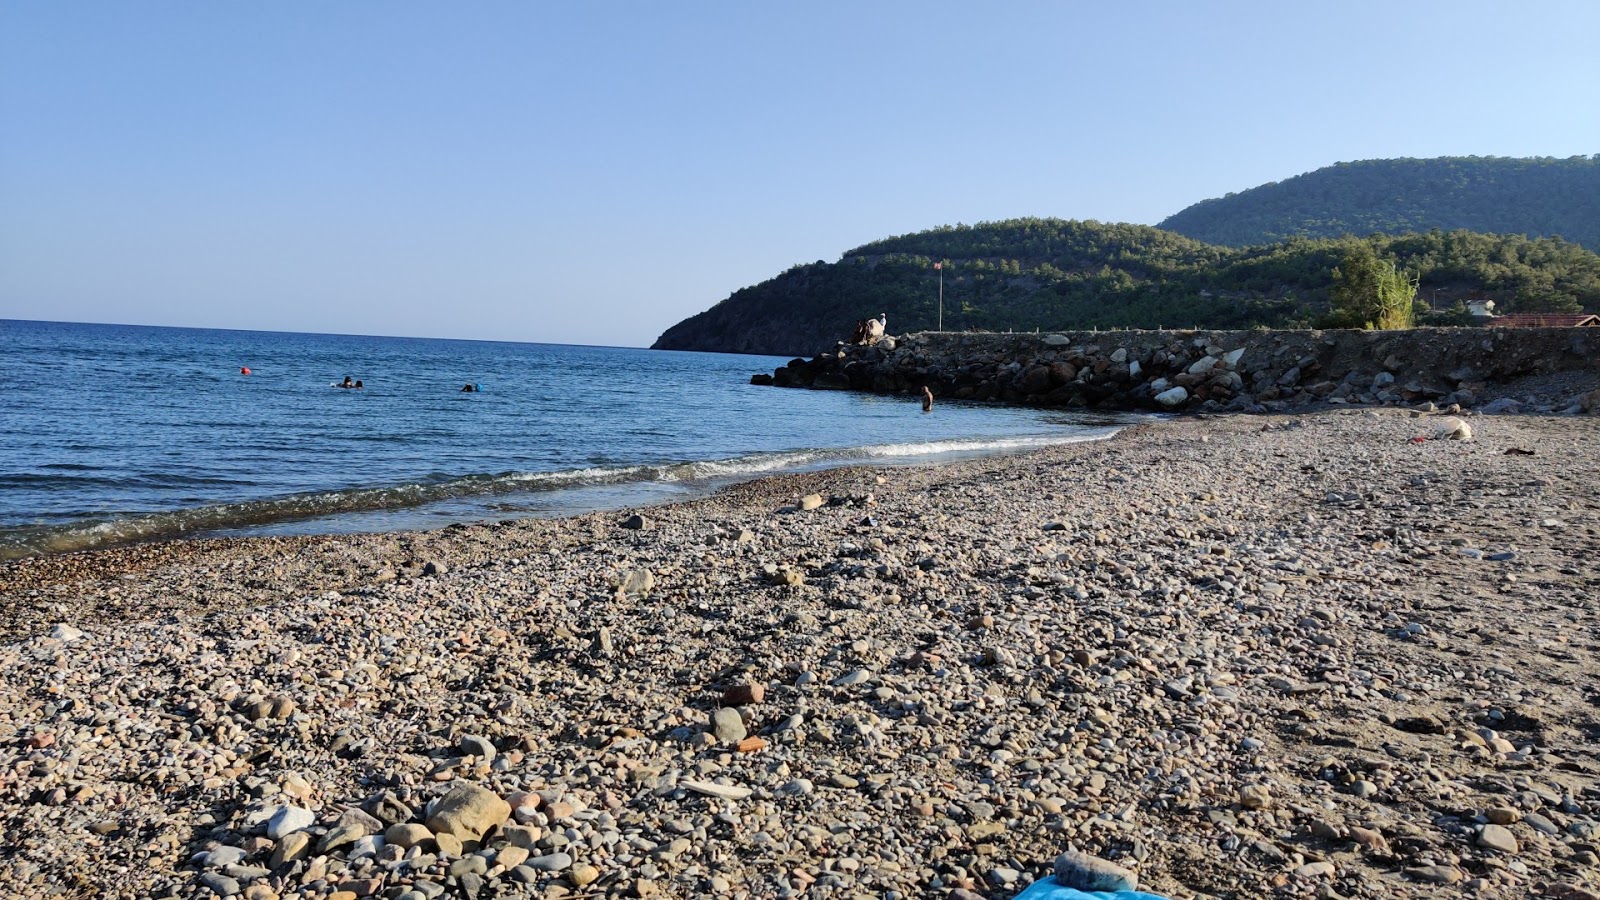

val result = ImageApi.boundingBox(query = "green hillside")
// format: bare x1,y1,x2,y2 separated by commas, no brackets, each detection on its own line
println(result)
652,218,1600,357
1159,156,1600,250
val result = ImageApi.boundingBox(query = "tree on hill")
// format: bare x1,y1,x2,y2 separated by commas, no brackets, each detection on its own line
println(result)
1159,156,1600,251
1325,245,1419,329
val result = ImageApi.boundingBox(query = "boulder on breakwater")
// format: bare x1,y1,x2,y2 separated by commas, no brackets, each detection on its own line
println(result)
759,327,1600,413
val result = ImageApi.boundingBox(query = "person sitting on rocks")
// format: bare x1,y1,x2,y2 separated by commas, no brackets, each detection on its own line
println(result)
848,313,888,345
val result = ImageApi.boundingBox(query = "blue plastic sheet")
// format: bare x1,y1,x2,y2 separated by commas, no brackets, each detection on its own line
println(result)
1014,878,1169,900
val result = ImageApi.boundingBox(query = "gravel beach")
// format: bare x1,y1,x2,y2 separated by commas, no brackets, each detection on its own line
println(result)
2,410,1598,900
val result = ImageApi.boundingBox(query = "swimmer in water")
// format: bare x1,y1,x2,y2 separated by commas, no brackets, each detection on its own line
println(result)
921,385,934,412
340,376,354,389
354,380,363,390
461,383,475,392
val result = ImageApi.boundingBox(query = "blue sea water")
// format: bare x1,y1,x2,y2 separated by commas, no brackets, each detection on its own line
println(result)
0,319,1127,559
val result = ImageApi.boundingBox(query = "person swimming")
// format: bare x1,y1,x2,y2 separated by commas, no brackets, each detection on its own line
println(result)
340,376,354,389
354,380,363,390
461,383,475,393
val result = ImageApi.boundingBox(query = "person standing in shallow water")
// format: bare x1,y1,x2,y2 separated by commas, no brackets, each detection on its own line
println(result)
921,386,934,412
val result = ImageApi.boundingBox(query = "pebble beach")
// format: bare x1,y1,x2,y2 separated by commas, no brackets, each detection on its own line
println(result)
3,410,1598,900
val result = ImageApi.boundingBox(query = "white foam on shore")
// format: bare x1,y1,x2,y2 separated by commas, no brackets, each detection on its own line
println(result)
858,431,1120,458
1,426,1125,559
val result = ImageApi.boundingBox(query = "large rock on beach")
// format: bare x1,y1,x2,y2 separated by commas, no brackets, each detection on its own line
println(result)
1477,823,1519,854
1154,385,1189,408
265,805,314,839
1053,851,1138,892
385,823,434,850
425,783,510,842
269,832,311,868
710,707,747,744
617,569,654,598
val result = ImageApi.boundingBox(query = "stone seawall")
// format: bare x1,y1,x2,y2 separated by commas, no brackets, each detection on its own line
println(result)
755,327,1600,414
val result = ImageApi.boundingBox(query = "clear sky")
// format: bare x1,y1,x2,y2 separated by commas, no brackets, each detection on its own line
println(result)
2,1,1596,347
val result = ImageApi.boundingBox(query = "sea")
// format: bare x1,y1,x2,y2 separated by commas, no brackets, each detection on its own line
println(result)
0,319,1129,560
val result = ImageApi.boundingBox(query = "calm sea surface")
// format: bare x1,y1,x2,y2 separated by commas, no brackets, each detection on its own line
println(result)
0,320,1128,559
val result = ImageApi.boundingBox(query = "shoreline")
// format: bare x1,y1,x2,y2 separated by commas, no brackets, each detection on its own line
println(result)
0,427,1135,640
3,411,1598,898
0,424,1131,570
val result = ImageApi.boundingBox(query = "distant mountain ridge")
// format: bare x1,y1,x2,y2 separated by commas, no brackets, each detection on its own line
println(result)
1159,156,1600,250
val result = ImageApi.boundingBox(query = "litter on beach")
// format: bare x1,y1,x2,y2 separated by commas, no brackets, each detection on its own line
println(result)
1015,882,1170,900
1016,851,1169,900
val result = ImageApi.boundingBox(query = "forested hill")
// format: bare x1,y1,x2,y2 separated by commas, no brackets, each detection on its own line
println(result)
651,218,1600,357
1159,156,1600,250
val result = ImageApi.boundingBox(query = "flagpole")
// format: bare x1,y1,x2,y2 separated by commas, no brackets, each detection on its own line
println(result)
937,261,944,332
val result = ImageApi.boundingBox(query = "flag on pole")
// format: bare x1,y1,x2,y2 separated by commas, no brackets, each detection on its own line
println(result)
934,262,941,270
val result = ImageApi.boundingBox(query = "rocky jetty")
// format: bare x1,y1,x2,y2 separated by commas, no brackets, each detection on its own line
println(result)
2,412,1599,898
759,327,1600,414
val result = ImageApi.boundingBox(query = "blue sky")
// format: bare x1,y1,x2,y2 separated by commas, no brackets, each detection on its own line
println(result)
2,1,1597,347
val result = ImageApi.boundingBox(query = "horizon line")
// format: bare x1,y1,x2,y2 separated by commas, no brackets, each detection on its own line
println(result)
0,317,656,353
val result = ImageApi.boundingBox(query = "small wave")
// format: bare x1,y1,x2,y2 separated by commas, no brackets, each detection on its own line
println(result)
0,472,130,489
669,452,821,480
0,427,1121,559
503,465,651,485
131,473,255,488
857,433,1114,458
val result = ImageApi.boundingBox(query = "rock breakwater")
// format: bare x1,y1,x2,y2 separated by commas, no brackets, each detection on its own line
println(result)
758,327,1600,413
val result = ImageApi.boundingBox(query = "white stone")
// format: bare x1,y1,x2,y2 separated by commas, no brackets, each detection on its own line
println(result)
266,805,315,839
197,845,246,868
348,834,386,859
1154,386,1189,408
1477,823,1518,854
682,780,753,800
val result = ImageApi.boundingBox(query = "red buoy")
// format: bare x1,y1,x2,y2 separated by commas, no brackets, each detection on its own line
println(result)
240,367,251,375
